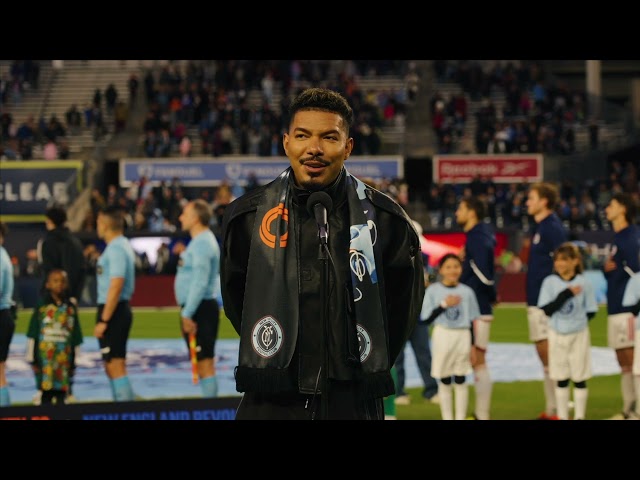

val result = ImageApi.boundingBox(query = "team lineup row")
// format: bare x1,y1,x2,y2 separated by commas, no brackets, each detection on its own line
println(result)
1,87,638,420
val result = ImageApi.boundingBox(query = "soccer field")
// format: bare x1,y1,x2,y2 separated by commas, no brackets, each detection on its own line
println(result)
11,304,627,419
11,303,610,345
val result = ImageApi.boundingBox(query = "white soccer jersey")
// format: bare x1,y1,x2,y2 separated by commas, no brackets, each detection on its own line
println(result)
421,282,480,329
537,273,598,335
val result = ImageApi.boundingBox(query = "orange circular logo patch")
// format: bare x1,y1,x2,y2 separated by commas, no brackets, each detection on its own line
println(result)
259,203,289,248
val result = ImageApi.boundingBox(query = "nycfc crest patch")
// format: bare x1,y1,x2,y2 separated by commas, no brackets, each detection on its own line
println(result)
356,324,372,363
251,316,284,358
532,233,540,245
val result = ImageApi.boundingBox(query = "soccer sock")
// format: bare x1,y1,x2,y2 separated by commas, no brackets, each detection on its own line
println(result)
200,375,219,398
453,383,469,421
621,371,635,414
473,365,492,420
112,376,134,401
0,386,10,407
438,383,453,420
573,387,588,420
634,375,640,415
543,370,557,415
555,386,570,420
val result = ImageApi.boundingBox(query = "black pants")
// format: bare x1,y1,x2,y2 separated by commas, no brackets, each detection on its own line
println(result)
0,308,15,361
41,389,66,405
235,380,384,420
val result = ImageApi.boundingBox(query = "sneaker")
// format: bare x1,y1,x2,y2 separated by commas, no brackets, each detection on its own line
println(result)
607,412,630,420
536,412,559,420
626,411,640,420
394,394,410,405
32,391,42,406
607,411,638,420
426,394,440,405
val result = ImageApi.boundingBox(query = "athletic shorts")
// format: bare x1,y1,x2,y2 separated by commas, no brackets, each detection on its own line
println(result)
633,321,640,376
607,312,636,350
472,315,493,351
0,308,16,362
548,327,592,383
431,324,472,379
527,306,549,342
181,299,220,361
97,301,132,361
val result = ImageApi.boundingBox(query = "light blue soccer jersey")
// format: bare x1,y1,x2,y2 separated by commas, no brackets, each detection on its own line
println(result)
174,229,220,319
0,245,14,310
96,235,136,304
621,273,640,331
537,273,598,335
421,281,480,329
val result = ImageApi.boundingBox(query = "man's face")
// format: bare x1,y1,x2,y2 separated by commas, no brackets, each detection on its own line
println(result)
526,189,546,216
283,110,353,190
605,199,625,223
455,201,471,227
96,213,107,239
179,202,198,231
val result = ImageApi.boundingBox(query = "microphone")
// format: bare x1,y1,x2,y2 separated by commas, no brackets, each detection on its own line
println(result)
306,191,333,245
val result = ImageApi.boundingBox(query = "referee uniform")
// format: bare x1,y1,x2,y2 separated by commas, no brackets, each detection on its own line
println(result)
174,228,221,397
96,234,136,401
0,240,15,407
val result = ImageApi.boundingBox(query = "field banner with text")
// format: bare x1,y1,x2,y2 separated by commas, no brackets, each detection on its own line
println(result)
0,161,84,222
433,154,543,184
119,156,404,187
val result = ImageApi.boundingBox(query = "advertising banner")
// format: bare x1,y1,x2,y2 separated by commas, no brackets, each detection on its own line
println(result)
119,156,404,187
0,161,84,222
433,154,543,184
0,396,240,420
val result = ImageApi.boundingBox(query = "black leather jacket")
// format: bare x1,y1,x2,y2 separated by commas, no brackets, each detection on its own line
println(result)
221,172,424,394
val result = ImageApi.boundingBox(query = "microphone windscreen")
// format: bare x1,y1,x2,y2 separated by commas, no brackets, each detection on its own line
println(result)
306,191,333,217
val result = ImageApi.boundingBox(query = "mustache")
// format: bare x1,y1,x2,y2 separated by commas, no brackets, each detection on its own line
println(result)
300,156,329,166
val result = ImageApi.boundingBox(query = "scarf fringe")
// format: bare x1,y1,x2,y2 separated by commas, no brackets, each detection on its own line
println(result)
360,371,395,399
234,366,294,393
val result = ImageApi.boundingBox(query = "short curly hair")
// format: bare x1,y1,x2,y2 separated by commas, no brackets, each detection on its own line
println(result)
288,87,354,135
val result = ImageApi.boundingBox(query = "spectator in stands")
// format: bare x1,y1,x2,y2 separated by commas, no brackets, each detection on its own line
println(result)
114,101,129,133
58,138,70,160
128,73,139,106
92,88,102,109
65,104,83,134
43,139,58,160
143,70,155,105
179,134,192,157
105,84,118,115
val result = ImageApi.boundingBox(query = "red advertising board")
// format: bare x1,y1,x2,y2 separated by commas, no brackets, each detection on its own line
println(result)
420,231,509,268
433,154,543,184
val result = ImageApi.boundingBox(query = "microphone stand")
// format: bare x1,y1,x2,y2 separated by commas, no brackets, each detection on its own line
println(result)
318,225,330,420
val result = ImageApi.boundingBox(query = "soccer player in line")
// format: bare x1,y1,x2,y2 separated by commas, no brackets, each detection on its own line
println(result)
174,199,221,397
93,206,137,402
537,243,598,420
0,222,16,407
455,196,497,420
621,272,640,420
603,193,640,420
420,254,480,420
525,182,568,420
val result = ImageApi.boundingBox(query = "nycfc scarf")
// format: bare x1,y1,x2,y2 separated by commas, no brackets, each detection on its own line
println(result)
235,167,393,397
